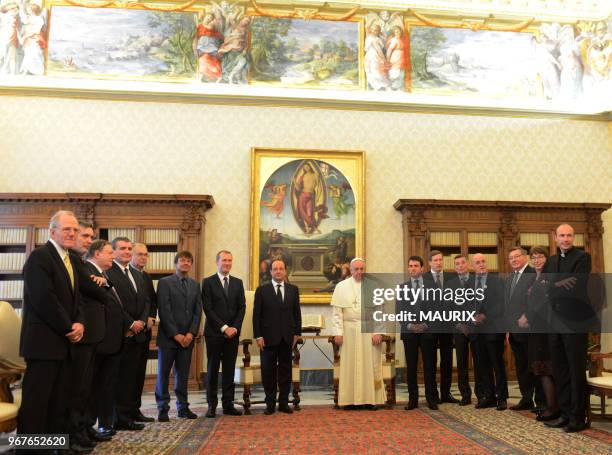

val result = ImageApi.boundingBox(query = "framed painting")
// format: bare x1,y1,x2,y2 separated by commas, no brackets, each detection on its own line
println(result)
250,148,365,304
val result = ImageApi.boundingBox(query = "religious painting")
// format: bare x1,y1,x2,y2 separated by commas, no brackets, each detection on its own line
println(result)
46,6,197,81
364,11,407,91
249,16,362,89
251,149,364,304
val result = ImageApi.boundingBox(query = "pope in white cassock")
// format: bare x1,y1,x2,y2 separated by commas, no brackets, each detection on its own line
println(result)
332,258,386,408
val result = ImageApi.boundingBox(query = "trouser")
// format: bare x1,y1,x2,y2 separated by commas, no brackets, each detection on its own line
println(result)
115,337,147,423
510,335,545,405
478,336,508,401
134,329,152,411
92,351,121,428
155,345,194,411
205,335,240,409
68,343,97,436
260,340,292,407
454,333,472,399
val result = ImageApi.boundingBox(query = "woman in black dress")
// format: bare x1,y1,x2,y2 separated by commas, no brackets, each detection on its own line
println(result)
523,246,560,421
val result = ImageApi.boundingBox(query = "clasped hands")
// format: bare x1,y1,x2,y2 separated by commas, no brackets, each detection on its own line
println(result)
223,326,238,339
174,332,194,348
66,322,84,343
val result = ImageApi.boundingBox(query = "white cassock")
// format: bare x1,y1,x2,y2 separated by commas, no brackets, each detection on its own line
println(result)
331,277,386,406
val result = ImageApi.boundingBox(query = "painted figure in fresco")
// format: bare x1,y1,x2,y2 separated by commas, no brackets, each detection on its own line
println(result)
557,26,583,99
196,11,224,82
385,26,406,90
0,2,19,75
218,15,251,84
18,2,45,76
583,21,612,90
260,183,287,218
291,162,327,235
328,183,354,220
533,24,561,100
364,24,390,90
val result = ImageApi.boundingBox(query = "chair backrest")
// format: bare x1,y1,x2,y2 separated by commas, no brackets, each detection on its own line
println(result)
0,301,25,371
240,291,255,341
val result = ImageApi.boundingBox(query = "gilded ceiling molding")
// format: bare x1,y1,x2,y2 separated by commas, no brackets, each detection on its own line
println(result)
408,9,534,32
63,0,198,11
250,0,359,21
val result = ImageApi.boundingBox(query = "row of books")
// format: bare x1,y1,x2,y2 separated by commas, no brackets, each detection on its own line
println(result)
430,231,460,246
35,228,50,244
144,229,180,244
0,253,26,270
107,228,136,241
146,252,176,271
0,228,28,244
467,232,498,247
442,254,499,270
0,280,24,299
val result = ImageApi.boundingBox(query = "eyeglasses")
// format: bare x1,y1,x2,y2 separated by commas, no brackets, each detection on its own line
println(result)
530,255,546,260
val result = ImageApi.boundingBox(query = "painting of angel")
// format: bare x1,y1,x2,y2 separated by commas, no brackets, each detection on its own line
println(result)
364,11,406,90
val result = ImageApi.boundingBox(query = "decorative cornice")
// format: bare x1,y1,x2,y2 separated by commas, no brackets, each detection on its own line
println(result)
0,193,215,209
394,199,611,213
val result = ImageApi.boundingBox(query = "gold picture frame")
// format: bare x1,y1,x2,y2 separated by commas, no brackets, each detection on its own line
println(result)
250,148,365,304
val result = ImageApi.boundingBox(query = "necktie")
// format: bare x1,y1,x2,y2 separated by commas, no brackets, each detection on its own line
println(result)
181,277,187,292
461,276,467,288
509,271,520,296
63,254,74,289
223,276,229,296
276,284,283,303
476,275,483,289
124,267,136,291
434,272,442,289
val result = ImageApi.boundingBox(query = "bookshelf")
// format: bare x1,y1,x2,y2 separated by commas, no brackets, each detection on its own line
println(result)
0,193,215,391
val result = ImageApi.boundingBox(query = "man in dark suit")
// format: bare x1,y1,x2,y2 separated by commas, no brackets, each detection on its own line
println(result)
543,224,593,433
88,241,130,437
253,259,302,415
420,250,458,407
447,254,479,406
129,243,157,423
472,253,508,411
155,251,202,421
397,255,426,410
202,250,246,417
18,210,85,445
106,237,150,431
505,247,543,411
67,222,113,448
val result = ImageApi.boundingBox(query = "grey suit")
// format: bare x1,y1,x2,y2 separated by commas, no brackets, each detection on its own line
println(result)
155,274,202,412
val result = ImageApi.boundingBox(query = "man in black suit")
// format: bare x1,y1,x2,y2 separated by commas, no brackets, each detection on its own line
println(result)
129,243,157,423
67,222,113,448
88,241,129,437
505,247,543,411
18,210,85,443
543,224,593,433
472,253,508,411
202,250,246,417
155,251,202,421
447,254,479,406
397,255,426,410
253,259,302,414
106,237,150,431
420,250,458,407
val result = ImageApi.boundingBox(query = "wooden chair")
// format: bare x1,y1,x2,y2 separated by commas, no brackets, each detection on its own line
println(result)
233,291,302,414
328,335,396,408
586,334,612,424
0,301,26,432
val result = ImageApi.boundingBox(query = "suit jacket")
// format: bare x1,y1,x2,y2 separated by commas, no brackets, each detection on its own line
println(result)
447,274,477,337
141,270,158,319
202,274,246,338
106,261,150,343
475,273,505,341
253,282,301,346
74,257,107,344
420,271,457,337
396,277,426,341
504,265,536,339
156,274,203,349
20,241,84,360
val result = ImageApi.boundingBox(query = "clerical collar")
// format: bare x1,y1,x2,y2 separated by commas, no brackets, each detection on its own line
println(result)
558,247,573,258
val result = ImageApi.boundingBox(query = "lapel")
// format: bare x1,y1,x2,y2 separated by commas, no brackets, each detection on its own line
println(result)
115,262,136,297
171,274,187,297
47,241,74,294
214,274,229,302
270,281,283,305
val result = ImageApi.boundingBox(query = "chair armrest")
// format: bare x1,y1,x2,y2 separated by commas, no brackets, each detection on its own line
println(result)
240,339,253,368
381,335,396,362
328,336,340,364
588,351,612,377
293,337,304,367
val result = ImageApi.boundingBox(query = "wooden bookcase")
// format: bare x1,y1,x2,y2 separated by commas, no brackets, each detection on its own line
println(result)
394,199,611,380
0,193,214,391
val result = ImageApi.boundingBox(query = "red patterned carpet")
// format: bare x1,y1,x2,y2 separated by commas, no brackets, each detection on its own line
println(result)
92,404,612,455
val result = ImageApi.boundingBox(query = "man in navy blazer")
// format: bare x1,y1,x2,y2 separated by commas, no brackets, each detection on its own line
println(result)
202,250,246,417
253,259,302,414
155,251,202,422
18,210,85,438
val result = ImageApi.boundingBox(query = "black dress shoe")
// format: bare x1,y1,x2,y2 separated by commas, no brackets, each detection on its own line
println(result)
536,412,561,422
97,426,116,437
158,410,170,422
427,401,439,410
496,400,507,411
68,442,93,454
475,398,496,409
72,432,95,449
206,408,216,418
404,400,418,410
278,404,294,414
510,401,534,411
264,406,276,415
544,416,570,428
459,397,471,406
86,427,112,442
178,408,198,419
116,421,145,431
223,407,243,416
133,410,155,422
364,404,378,411
441,394,460,404
564,421,588,433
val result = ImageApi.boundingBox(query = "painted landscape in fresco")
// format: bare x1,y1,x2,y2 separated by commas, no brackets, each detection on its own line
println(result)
249,17,360,89
47,6,197,80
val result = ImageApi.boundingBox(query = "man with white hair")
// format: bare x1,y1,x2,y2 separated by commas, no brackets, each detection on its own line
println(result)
332,257,386,409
